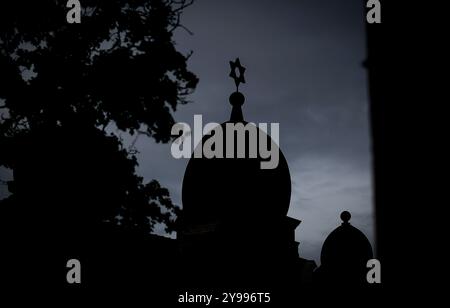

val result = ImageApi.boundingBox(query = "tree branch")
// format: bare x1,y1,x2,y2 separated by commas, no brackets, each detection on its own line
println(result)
168,0,194,35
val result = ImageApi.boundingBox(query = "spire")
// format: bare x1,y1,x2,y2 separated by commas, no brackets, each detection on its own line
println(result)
228,58,246,122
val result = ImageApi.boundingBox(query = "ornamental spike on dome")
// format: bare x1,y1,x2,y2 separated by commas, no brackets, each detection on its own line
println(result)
228,58,246,122
340,210,351,225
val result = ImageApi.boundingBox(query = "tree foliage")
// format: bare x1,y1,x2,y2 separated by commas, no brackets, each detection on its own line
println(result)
0,0,198,235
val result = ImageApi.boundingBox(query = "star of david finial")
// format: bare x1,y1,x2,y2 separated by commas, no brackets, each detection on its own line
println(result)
229,58,246,91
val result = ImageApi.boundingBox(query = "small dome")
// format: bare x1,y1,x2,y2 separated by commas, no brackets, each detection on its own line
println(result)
321,211,373,266
316,211,373,284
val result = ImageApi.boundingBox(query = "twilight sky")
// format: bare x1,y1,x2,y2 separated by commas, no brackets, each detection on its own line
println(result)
0,0,374,264
132,0,374,263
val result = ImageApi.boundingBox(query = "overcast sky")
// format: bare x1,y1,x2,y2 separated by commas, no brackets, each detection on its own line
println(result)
131,0,374,263
0,0,374,264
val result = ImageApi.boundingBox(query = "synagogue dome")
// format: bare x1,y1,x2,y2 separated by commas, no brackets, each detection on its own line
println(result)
320,211,373,268
181,90,291,227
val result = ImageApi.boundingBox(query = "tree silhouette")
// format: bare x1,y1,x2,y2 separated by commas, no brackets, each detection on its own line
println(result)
0,0,198,238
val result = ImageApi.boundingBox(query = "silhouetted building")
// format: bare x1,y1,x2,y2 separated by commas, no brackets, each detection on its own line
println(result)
177,59,316,286
55,60,375,290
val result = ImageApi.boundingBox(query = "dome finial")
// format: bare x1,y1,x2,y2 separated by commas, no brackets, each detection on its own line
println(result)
340,211,351,224
228,58,246,122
